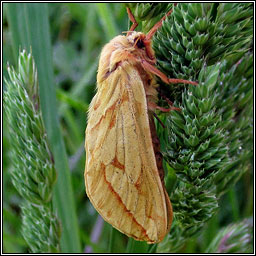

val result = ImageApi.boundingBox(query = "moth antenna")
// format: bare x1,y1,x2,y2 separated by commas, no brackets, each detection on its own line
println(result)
146,4,177,40
126,7,138,35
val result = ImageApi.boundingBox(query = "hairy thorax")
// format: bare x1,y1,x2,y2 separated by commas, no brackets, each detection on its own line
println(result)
97,32,159,111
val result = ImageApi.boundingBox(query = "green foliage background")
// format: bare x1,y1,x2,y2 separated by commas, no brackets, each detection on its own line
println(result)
3,3,253,253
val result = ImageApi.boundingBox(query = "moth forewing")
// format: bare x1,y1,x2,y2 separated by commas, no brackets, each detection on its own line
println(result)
85,52,171,242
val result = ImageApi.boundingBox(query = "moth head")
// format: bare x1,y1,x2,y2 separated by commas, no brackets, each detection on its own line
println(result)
126,31,144,45
126,31,155,60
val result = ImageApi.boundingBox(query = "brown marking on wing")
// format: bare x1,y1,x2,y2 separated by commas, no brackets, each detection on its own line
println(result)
148,215,154,221
91,115,104,131
101,162,154,243
111,155,125,170
109,111,116,129
107,209,113,218
121,92,129,103
94,99,101,110
134,172,144,196
109,91,130,129
135,174,141,189
91,101,118,131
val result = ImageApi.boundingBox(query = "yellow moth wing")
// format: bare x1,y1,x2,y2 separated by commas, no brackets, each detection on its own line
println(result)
85,62,170,243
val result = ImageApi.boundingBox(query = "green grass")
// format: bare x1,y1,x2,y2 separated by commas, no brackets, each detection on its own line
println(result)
3,3,253,253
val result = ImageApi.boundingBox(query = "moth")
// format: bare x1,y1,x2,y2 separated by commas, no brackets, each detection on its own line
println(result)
84,6,197,243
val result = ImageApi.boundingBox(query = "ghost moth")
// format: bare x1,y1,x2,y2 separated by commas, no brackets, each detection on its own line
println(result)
84,5,197,243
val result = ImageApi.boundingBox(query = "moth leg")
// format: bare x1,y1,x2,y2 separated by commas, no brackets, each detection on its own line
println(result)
157,88,178,109
126,7,138,33
149,101,180,113
156,105,180,112
157,90,181,112
146,4,177,40
141,60,198,85
151,103,180,128
157,88,174,106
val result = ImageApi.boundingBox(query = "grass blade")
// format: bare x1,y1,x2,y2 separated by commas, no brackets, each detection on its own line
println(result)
96,3,119,40
6,3,81,252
